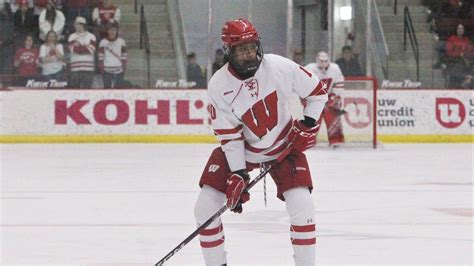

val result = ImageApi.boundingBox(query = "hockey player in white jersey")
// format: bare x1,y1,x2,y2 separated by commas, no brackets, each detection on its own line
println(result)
305,51,346,147
194,18,328,265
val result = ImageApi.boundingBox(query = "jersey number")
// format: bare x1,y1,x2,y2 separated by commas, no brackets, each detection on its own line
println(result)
241,91,278,138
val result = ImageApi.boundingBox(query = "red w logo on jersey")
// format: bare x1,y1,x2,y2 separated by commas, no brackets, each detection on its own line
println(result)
241,91,278,138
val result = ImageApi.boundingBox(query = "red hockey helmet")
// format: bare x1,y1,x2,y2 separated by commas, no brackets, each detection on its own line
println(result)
221,18,260,47
221,18,263,79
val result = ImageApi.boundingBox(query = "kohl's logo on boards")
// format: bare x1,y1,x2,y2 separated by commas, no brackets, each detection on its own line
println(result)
382,80,422,89
377,98,415,127
435,98,467,128
155,80,196,88
26,79,68,88
343,97,372,128
54,99,206,125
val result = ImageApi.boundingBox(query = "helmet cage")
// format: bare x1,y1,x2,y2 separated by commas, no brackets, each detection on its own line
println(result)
224,39,263,79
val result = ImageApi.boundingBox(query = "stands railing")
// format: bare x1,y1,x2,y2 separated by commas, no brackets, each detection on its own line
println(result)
372,1,390,79
167,0,187,81
139,4,151,88
403,6,420,81
356,0,390,83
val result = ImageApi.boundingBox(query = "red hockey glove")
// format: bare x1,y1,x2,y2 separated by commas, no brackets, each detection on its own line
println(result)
327,93,342,110
288,119,320,152
226,170,250,213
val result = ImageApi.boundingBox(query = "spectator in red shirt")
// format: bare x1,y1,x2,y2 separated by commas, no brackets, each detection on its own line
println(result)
445,24,472,87
446,24,472,60
14,34,39,86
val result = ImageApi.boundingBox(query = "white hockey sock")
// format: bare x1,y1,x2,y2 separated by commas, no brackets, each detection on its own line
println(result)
284,187,316,266
194,185,227,266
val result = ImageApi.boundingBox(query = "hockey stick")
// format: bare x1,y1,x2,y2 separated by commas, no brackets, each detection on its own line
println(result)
155,146,293,266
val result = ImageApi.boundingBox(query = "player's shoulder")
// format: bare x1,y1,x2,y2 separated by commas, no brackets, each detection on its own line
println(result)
328,63,343,75
208,63,232,97
263,54,297,67
304,62,317,70
329,62,342,70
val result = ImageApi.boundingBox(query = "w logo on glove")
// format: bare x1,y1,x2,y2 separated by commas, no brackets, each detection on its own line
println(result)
288,120,320,152
226,171,250,213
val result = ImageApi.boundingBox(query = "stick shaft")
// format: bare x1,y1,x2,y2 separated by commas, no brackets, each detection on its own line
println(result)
155,164,274,266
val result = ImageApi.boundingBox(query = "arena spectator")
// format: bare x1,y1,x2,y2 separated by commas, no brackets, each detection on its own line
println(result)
335,45,364,77
64,0,91,34
445,24,472,87
186,52,206,88
446,24,472,59
14,1,36,42
39,0,65,41
39,30,65,82
212,48,225,75
7,0,33,14
14,34,39,86
0,0,14,75
68,16,96,88
98,22,127,88
92,0,120,37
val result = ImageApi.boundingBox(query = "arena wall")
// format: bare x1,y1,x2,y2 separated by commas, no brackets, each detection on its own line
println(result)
0,88,471,143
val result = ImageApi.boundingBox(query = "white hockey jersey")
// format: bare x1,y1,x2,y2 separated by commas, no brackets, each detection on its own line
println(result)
98,37,127,74
68,31,96,72
208,54,328,172
304,62,344,95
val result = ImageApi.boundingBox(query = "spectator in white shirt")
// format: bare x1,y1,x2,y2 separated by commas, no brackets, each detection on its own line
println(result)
38,0,65,41
39,30,65,81
68,16,96,88
98,22,127,88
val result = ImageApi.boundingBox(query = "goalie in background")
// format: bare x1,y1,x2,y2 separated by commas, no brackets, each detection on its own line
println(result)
305,51,346,148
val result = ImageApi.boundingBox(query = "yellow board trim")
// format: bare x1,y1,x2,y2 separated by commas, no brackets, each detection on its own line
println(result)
0,135,472,144
0,135,218,143
378,135,473,143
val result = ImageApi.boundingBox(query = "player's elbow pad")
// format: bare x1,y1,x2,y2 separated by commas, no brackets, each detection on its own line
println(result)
303,94,328,121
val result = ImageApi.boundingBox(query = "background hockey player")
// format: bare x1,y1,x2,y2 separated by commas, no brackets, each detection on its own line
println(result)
305,51,345,147
194,18,328,265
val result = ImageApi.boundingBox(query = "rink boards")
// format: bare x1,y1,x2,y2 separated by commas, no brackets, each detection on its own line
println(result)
0,88,472,143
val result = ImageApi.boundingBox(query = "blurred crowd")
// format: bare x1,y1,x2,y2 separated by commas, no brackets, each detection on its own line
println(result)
0,0,128,88
425,0,473,88
1,0,472,89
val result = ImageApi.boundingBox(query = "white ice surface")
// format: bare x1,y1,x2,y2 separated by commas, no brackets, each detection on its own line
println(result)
0,143,472,265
